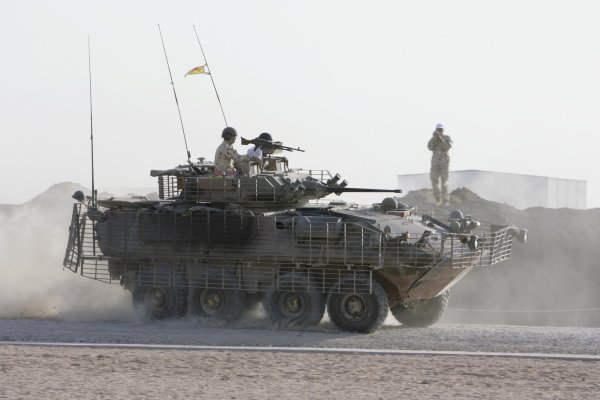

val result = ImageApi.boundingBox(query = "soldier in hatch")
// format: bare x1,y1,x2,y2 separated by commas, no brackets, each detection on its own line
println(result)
427,123,453,205
246,132,273,159
213,127,260,176
246,132,273,172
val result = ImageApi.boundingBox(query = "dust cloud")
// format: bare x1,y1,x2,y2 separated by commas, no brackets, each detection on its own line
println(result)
0,183,133,321
401,187,600,327
1,183,599,327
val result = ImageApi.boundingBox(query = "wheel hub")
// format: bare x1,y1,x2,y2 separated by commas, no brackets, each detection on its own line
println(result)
199,289,225,316
279,292,306,318
145,287,168,311
341,295,367,320
406,299,428,314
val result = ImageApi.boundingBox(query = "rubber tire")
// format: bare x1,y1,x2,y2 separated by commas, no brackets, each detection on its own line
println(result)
188,271,243,322
263,272,325,327
132,285,187,320
327,277,389,333
390,291,449,327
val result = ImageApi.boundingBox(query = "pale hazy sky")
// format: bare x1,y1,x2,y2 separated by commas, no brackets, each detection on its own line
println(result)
1,0,599,206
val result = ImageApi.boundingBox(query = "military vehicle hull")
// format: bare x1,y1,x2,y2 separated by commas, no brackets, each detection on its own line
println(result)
64,181,522,333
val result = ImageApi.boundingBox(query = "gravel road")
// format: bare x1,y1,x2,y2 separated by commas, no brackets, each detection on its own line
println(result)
1,318,599,399
2,317,599,355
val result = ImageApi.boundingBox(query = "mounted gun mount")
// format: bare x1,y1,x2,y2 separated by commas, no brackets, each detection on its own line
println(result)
63,141,526,333
241,137,305,153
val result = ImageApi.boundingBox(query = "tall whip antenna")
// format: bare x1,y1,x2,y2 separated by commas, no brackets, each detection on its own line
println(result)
87,36,96,206
193,25,228,126
158,24,192,162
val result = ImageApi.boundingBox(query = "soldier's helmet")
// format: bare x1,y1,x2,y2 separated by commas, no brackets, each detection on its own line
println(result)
222,127,237,140
258,132,273,142
449,209,464,221
381,197,398,212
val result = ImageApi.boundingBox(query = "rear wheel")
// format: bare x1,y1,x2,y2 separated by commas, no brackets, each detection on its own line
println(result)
391,291,449,327
263,272,325,327
132,285,187,319
189,271,242,322
327,277,388,333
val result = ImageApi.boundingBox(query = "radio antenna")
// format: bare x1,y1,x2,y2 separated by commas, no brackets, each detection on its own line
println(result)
87,36,97,206
193,25,228,126
158,24,192,162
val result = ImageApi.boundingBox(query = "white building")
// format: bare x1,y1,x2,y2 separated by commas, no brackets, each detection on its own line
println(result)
397,170,587,210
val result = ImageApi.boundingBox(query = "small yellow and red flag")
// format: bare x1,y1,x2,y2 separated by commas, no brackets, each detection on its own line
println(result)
185,65,207,76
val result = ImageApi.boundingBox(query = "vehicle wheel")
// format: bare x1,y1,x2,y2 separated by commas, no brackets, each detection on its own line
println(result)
132,285,186,319
327,277,389,333
188,271,242,322
263,272,325,327
391,291,449,327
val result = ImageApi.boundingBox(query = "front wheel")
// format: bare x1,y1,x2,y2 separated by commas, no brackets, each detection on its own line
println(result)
391,291,449,327
327,277,389,333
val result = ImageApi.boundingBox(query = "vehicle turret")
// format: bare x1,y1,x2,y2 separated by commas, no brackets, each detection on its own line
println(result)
149,142,400,210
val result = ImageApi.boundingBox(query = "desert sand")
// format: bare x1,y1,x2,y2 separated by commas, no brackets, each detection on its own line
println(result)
1,344,598,400
1,320,600,399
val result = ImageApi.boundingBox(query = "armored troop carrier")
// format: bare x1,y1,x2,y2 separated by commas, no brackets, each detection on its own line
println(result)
64,148,526,333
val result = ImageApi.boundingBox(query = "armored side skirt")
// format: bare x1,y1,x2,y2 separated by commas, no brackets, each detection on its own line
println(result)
63,203,514,298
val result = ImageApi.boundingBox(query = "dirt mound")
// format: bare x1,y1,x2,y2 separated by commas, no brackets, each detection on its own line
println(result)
400,187,522,224
25,182,88,208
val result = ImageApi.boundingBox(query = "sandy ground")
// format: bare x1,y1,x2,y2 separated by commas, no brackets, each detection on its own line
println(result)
1,345,598,400
1,320,600,399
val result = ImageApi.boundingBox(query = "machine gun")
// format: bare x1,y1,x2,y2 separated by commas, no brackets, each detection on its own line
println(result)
241,137,305,153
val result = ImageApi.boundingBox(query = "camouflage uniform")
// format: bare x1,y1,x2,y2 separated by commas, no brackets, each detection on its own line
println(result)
214,140,254,176
427,132,452,204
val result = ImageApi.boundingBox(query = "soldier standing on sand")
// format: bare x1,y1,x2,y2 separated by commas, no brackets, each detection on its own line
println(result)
427,123,453,205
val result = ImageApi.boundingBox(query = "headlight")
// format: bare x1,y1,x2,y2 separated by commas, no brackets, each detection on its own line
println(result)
467,235,479,251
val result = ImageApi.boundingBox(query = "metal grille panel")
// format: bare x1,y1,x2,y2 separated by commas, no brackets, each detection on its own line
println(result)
63,204,516,291
158,170,334,202
63,203,84,272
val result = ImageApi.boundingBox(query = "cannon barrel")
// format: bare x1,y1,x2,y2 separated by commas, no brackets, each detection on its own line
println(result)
325,187,402,194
